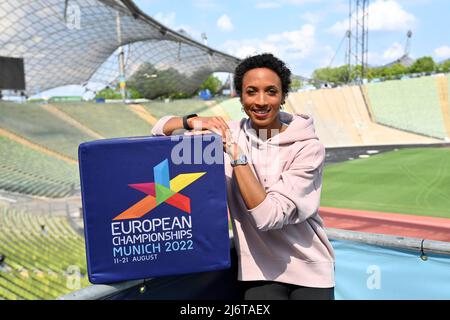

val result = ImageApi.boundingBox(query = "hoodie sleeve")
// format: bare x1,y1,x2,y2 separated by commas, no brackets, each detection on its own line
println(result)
151,115,176,136
247,140,325,231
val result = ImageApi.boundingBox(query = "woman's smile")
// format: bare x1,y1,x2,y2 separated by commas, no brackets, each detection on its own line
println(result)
251,106,272,119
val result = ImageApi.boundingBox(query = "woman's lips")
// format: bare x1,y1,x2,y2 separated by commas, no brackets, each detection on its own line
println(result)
251,109,270,120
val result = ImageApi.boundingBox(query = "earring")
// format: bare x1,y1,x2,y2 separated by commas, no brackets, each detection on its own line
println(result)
241,107,244,112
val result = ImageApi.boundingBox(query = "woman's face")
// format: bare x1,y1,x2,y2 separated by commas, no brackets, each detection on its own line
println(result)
241,67,284,130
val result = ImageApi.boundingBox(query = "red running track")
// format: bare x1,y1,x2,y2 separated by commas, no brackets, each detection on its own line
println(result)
320,206,450,242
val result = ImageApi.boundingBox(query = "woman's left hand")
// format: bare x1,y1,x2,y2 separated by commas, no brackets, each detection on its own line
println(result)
223,130,244,160
185,124,243,160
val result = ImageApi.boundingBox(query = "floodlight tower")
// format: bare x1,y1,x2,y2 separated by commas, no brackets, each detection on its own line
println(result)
347,0,369,84
201,33,208,46
116,12,126,101
405,30,413,56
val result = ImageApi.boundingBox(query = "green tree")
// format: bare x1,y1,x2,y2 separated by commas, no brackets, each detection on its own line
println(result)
290,77,303,91
368,63,407,80
409,56,436,74
389,63,408,78
127,63,193,99
95,87,121,100
198,74,222,95
312,66,349,85
126,86,142,99
437,60,450,73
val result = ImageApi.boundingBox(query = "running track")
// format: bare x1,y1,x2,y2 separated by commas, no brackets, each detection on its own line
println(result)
320,206,450,242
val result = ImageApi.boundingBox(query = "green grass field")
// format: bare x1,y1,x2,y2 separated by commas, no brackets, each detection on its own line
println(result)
321,148,450,218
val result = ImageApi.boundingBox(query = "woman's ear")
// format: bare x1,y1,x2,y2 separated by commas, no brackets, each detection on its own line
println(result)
281,92,289,106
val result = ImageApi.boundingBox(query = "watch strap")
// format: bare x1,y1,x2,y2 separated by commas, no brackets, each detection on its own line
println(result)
182,114,198,130
230,154,248,167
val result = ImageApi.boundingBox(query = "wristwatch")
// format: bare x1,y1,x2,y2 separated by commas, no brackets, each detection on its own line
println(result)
182,114,198,130
230,154,248,167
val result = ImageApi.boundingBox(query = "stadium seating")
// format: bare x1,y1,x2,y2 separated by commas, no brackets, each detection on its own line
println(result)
366,76,449,140
0,98,243,198
214,98,246,121
0,136,79,198
51,102,153,139
141,98,212,119
0,101,93,160
286,84,442,147
0,86,446,200
0,206,89,300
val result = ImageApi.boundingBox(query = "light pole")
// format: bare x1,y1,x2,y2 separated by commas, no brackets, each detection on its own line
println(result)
116,12,126,101
201,33,208,46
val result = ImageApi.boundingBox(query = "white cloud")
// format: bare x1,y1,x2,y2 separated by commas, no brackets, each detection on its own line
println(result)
300,11,324,24
383,42,405,61
223,24,316,71
434,46,450,60
153,12,201,40
317,46,337,68
329,0,416,34
367,52,384,66
154,12,176,27
217,14,234,32
366,42,409,67
233,45,260,59
369,0,416,31
177,25,202,40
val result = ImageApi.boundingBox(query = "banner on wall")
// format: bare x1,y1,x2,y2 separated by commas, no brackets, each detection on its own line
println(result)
332,239,450,300
79,134,230,284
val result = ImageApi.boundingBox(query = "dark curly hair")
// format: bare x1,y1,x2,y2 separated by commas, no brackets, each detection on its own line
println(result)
234,53,291,99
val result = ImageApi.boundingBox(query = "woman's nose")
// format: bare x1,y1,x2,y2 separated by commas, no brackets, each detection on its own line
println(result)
255,92,267,105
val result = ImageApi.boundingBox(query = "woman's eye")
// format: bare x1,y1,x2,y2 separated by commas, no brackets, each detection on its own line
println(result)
267,89,277,95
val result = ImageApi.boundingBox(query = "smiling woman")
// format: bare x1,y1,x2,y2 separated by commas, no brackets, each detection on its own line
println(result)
151,53,335,300
240,68,285,131
234,54,291,135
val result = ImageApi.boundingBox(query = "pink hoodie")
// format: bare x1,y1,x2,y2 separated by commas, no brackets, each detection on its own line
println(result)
151,112,335,288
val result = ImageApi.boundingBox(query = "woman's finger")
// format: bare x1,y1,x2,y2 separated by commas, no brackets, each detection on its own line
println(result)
215,116,229,129
208,126,222,136
210,118,224,131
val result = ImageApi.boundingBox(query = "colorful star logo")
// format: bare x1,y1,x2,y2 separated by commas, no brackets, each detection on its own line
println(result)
113,159,206,220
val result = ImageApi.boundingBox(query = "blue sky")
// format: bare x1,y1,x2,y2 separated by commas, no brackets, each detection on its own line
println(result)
134,0,450,77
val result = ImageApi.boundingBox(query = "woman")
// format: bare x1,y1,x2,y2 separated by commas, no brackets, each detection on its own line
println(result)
151,53,335,300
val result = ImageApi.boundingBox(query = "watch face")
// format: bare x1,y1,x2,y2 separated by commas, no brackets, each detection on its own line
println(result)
237,154,247,165
231,154,247,166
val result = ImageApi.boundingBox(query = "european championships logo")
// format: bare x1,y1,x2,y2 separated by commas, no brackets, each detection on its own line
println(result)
110,159,206,264
113,159,206,220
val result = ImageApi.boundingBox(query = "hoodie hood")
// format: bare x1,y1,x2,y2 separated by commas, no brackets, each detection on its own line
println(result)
242,112,318,146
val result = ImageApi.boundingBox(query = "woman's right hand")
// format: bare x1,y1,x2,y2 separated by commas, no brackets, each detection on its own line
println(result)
187,116,236,150
188,116,230,137
161,115,231,137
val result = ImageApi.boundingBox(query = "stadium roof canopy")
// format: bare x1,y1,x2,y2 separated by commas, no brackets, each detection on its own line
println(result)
0,0,241,98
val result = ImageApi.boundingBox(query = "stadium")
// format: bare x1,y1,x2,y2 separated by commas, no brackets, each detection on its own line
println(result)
0,0,450,301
